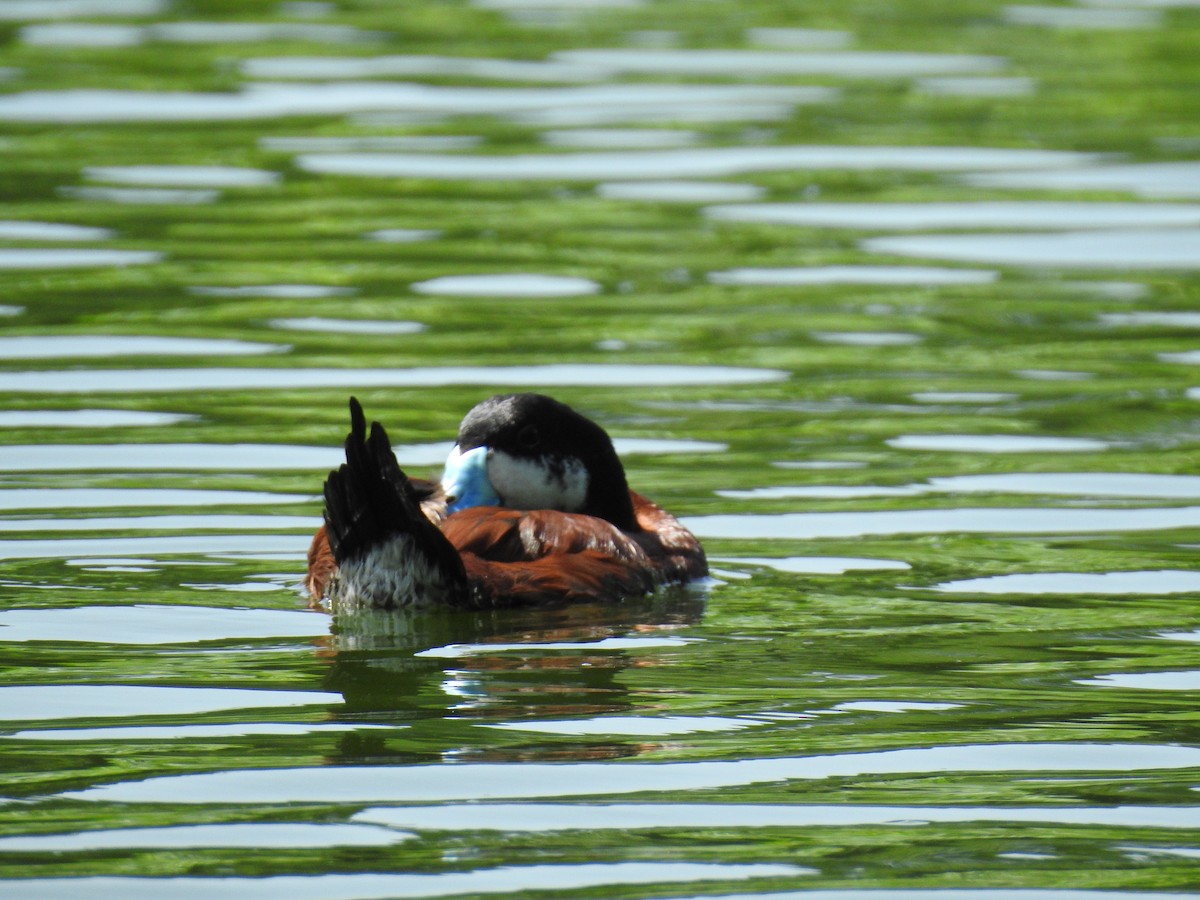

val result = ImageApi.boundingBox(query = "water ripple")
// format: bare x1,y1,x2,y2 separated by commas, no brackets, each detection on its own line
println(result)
0,364,788,393
353,802,1200,833
0,604,326,644
62,743,1200,804
684,506,1200,539
0,863,807,900
0,685,340,721
0,822,406,851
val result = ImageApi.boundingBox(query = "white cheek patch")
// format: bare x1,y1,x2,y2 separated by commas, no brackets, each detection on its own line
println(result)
487,450,588,512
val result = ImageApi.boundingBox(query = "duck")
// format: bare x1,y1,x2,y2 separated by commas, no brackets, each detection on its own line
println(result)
306,394,707,610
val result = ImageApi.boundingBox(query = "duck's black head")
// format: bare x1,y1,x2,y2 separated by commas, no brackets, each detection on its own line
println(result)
440,393,636,530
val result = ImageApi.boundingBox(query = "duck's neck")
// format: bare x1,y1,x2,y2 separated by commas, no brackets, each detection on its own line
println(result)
585,461,638,531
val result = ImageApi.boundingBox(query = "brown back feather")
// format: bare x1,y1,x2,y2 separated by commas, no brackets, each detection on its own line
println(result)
436,490,705,607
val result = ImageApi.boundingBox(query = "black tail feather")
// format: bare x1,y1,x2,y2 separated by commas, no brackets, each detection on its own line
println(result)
323,397,466,593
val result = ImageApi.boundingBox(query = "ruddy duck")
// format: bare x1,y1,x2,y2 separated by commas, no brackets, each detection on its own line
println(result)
306,394,707,610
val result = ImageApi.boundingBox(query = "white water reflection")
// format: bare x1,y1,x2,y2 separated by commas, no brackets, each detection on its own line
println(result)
828,701,960,714
544,128,699,149
25,21,382,46
269,317,427,335
1101,312,1200,328
0,248,161,269
1160,631,1200,644
746,27,853,49
0,443,343,471
0,409,193,427
718,556,911,574
189,283,355,298
58,185,219,205
1015,368,1093,381
417,636,692,658
85,164,280,187
0,219,112,241
1164,353,1200,366
355,802,1200,833
411,273,600,297
243,54,604,82
20,23,143,46
772,468,868,475
8,722,394,741
0,305,21,316
297,145,1100,182
597,180,765,202
916,76,1035,96
366,228,441,243
1080,671,1200,691
614,437,727,454
0,364,787,393
0,605,326,644
866,228,1200,269
0,83,827,124
707,201,1200,230
682,506,1200,540
0,514,314,533
709,266,997,286
911,391,1017,403
1120,846,1200,862
811,331,923,347
69,558,158,572
0,863,804,900
1004,5,1161,28
0,823,406,852
928,472,1200,498
471,0,647,22
0,335,285,359
961,161,1200,199
260,135,482,152
718,485,924,500
514,100,800,126
0,0,167,19
0,487,308,510
551,48,1005,78
1063,280,1151,300
889,434,1108,452
1083,0,1200,7
0,685,340,721
164,21,378,42
62,742,1200,803
0,534,310,560
473,0,646,8
184,580,287,593
934,570,1200,595
671,892,1200,900
484,715,756,735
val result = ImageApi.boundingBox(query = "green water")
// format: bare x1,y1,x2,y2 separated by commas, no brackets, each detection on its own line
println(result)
2,0,1200,896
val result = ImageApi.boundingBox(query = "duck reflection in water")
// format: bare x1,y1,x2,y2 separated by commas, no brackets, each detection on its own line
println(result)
305,394,710,763
316,592,706,764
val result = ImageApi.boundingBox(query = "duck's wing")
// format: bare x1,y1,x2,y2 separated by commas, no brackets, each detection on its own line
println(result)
442,505,649,564
461,551,656,607
630,491,708,582
315,397,467,609
440,505,663,606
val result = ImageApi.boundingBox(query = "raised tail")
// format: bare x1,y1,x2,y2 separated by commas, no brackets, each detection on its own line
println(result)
320,397,467,610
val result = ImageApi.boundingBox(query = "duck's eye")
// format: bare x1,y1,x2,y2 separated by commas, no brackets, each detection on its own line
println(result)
517,424,540,449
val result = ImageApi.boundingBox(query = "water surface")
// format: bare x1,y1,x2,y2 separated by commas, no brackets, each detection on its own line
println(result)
1,0,1199,895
